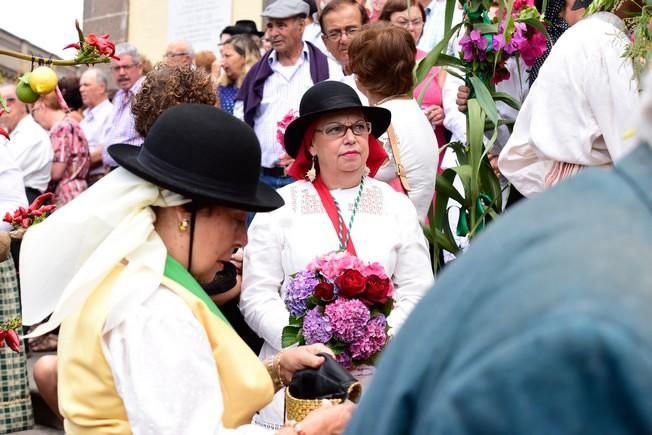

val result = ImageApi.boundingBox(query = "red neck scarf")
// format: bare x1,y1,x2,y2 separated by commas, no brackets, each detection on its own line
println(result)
312,175,358,255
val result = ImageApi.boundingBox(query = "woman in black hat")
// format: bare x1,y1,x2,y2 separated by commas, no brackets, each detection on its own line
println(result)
240,81,434,428
19,104,354,434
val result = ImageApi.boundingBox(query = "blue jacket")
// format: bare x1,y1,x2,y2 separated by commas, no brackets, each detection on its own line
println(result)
346,144,652,435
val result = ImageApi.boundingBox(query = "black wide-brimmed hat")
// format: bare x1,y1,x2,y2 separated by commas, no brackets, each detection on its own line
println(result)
108,104,284,212
234,19,265,37
284,81,391,158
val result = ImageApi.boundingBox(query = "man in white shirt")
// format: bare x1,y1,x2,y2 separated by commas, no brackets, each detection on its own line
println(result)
498,10,640,197
234,0,342,189
0,84,52,203
417,0,464,54
0,146,27,232
79,68,113,185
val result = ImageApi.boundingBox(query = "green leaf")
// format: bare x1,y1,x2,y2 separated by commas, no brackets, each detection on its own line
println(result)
282,325,301,348
492,91,522,111
444,0,456,38
414,22,464,85
478,158,503,212
437,54,465,68
435,227,460,254
451,164,473,203
288,315,303,327
474,23,499,34
468,76,498,126
466,99,485,200
436,171,466,205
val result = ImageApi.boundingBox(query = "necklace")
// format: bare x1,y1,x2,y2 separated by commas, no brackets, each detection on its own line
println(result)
374,94,410,106
332,177,365,252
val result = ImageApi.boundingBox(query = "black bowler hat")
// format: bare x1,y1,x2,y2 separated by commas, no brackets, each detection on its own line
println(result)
108,104,284,212
283,81,391,158
235,19,265,37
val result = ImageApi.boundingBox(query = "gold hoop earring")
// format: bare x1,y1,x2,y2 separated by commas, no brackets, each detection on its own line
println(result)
178,219,189,232
306,155,317,182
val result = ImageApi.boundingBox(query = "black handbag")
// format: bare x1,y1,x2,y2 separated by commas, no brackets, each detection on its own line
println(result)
285,353,361,421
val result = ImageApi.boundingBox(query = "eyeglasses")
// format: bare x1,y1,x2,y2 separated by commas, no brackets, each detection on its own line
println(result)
165,52,190,58
393,18,424,28
111,64,138,72
315,121,372,138
324,27,361,41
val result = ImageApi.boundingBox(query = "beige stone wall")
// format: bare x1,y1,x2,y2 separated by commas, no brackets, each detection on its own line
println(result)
232,1,264,27
125,0,264,65
128,0,168,65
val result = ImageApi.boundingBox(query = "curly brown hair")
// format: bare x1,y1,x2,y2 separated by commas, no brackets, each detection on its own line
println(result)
132,63,217,137
348,23,416,97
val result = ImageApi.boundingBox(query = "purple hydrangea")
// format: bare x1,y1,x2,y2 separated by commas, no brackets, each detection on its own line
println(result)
302,307,333,344
349,315,388,361
284,270,320,316
324,298,370,343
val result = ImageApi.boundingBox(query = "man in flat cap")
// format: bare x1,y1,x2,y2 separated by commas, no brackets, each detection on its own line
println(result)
234,0,342,190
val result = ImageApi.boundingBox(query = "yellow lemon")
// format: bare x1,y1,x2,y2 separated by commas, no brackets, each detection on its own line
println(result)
29,66,58,95
16,74,40,103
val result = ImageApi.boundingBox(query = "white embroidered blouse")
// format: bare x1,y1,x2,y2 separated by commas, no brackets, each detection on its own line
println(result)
240,177,434,428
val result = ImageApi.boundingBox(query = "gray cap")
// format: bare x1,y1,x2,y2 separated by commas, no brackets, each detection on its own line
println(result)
262,0,310,19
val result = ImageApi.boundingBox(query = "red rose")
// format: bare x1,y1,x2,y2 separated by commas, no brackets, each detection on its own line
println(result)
335,269,367,298
314,282,335,301
361,275,392,305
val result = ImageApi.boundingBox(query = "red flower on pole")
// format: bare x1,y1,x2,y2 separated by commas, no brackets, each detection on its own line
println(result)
64,20,120,62
2,193,56,230
85,33,119,60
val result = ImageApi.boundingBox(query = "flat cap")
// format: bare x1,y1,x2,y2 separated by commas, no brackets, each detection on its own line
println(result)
262,0,310,19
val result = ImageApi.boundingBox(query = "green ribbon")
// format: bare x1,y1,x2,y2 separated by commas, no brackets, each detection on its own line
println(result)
163,255,232,327
456,193,494,237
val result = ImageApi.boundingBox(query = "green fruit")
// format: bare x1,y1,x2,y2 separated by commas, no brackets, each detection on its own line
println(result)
16,77,39,104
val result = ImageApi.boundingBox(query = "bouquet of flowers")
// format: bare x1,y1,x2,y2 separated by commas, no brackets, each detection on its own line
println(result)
282,252,394,368
459,0,547,85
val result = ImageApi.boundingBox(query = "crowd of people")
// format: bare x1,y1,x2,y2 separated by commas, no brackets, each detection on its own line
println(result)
0,0,649,433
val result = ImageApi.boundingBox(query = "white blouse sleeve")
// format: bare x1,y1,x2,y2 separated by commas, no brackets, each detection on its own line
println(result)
442,72,468,144
240,210,290,352
498,15,638,197
104,287,273,435
386,195,435,331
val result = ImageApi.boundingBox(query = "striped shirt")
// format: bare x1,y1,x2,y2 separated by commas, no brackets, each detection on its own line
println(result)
234,44,342,168
102,76,145,168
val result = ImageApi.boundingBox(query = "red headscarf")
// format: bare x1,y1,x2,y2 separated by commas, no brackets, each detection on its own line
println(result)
286,121,389,181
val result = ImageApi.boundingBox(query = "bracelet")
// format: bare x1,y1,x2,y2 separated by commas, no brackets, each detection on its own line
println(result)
273,352,287,387
265,356,284,391
284,419,306,435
